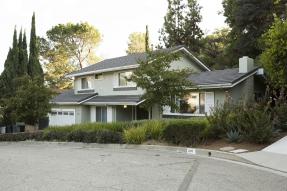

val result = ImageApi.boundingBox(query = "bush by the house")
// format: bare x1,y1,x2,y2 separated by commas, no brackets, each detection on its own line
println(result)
123,120,166,144
273,103,287,131
123,127,146,144
207,102,275,144
0,132,43,142
162,119,210,146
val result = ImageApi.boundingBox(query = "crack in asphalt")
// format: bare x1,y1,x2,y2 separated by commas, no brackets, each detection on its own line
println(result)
177,159,199,191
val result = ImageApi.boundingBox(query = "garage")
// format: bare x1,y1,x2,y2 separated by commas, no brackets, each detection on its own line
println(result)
49,109,76,126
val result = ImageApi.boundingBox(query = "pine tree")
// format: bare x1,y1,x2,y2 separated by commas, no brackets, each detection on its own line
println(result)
159,0,203,53
28,13,43,79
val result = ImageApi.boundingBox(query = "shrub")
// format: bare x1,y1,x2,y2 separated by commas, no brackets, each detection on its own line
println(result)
123,127,146,144
273,103,287,131
141,120,166,140
95,130,122,143
244,110,274,144
0,132,43,142
42,126,71,141
207,102,275,144
67,130,87,142
226,130,241,143
162,119,209,146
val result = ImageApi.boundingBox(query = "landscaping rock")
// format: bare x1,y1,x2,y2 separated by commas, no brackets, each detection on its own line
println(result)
219,146,235,152
230,149,249,154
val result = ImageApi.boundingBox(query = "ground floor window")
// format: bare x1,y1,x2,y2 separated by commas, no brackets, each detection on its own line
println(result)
177,92,214,115
96,106,107,122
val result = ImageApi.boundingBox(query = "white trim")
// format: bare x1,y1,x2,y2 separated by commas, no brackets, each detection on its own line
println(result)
176,47,211,71
66,64,139,78
107,106,113,122
136,99,146,105
83,102,139,106
163,113,206,117
78,94,98,104
51,102,79,105
77,88,94,92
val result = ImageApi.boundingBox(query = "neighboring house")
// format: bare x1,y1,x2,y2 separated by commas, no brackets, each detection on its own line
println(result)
49,45,265,126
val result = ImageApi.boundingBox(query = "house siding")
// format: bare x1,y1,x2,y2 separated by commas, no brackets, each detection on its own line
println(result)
230,76,254,103
73,55,205,96
170,55,203,73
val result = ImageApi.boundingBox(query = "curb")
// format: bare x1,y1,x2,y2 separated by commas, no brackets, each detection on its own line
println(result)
3,141,253,164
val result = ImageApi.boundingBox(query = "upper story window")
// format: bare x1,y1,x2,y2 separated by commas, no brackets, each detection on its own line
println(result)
81,77,92,89
95,73,103,80
118,71,135,87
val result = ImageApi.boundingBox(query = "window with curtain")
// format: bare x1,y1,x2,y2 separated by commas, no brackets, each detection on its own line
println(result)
179,93,206,114
118,71,135,87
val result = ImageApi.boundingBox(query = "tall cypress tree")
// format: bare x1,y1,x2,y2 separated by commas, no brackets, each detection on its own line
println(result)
22,32,28,75
145,25,150,52
17,30,28,76
28,13,43,79
12,28,19,78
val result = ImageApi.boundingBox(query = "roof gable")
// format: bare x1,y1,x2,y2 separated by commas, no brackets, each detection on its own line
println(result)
67,45,210,77
188,67,259,88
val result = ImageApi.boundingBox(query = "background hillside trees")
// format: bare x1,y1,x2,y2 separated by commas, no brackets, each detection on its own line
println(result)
159,0,203,54
40,22,101,89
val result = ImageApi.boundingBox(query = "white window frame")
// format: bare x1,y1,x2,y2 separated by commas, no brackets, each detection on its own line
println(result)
117,71,136,88
163,92,214,116
80,77,93,90
95,73,104,80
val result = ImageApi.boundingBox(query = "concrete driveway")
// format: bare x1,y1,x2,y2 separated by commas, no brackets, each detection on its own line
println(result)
263,136,287,155
239,136,287,173
0,142,286,191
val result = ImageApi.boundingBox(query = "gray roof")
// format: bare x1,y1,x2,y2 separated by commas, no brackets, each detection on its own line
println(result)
85,95,142,104
52,89,96,103
188,67,259,86
52,90,142,105
68,46,208,76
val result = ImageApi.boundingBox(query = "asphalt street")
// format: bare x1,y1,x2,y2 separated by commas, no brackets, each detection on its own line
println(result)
0,142,286,191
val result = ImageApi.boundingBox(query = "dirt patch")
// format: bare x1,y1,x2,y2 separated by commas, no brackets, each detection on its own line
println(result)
196,139,268,152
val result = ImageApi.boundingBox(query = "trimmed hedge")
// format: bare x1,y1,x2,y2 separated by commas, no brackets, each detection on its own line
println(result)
0,132,43,142
162,119,210,146
0,119,212,146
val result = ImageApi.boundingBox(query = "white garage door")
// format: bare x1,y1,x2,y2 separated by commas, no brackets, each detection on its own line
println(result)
49,109,76,126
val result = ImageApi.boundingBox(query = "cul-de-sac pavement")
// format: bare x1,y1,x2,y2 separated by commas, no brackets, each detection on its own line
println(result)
0,142,286,191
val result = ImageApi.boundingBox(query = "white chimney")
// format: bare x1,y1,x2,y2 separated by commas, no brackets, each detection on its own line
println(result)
239,56,254,73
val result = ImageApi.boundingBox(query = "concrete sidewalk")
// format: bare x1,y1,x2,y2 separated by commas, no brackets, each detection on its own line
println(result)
263,136,287,155
239,136,287,172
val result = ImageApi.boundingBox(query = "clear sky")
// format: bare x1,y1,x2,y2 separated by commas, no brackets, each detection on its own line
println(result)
0,0,226,72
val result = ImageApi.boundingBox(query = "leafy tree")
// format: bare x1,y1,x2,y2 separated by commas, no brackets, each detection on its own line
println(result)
159,0,203,54
260,18,287,88
28,13,43,79
130,51,193,112
199,28,232,69
44,22,101,69
10,76,53,126
126,32,146,54
222,0,287,62
41,22,101,89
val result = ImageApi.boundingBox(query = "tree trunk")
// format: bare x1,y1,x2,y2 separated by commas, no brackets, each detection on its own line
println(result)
25,124,38,133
